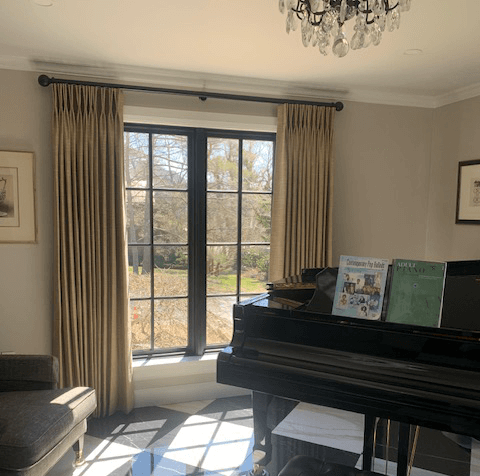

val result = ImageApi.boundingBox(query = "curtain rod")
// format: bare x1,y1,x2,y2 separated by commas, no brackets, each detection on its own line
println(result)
37,74,344,111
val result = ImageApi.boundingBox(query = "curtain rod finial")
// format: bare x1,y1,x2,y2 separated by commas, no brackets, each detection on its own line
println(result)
38,75,51,87
335,102,344,111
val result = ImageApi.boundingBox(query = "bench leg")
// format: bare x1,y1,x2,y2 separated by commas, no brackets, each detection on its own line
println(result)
73,435,86,467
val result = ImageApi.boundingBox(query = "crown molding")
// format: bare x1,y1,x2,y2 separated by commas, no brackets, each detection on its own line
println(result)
31,60,346,105
433,82,480,109
0,55,476,109
334,88,438,109
0,55,32,72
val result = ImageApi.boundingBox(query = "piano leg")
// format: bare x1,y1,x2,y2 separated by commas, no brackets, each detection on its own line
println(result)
397,423,411,476
251,392,299,475
252,392,273,475
362,414,376,471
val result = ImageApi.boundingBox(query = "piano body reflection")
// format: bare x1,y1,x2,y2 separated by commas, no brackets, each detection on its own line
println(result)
216,267,480,476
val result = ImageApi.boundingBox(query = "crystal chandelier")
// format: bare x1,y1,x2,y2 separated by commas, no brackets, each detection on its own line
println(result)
279,0,412,57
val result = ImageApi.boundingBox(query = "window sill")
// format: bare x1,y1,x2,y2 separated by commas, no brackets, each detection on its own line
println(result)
133,351,219,368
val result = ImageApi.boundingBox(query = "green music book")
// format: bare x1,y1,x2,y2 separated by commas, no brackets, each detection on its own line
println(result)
386,259,447,327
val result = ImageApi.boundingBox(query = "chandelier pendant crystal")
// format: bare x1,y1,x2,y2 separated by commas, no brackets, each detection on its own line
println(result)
279,0,412,57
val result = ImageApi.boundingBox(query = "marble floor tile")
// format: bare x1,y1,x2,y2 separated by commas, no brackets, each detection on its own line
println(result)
361,458,455,476
47,435,142,476
272,402,365,455
161,399,214,415
87,406,191,450
152,414,254,472
197,395,254,429
470,439,480,476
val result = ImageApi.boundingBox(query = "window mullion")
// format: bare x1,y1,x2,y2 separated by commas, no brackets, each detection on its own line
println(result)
236,139,243,302
189,129,207,355
149,133,155,352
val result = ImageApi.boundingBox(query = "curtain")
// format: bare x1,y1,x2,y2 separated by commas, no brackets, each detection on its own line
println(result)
52,83,133,417
270,103,335,281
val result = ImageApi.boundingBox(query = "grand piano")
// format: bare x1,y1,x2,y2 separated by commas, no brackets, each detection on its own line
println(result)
217,263,480,476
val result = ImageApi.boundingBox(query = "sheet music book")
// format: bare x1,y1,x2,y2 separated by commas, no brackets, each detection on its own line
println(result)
332,255,389,320
386,259,447,327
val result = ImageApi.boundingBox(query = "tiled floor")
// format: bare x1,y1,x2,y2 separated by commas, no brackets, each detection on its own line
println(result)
47,395,255,476
47,395,480,476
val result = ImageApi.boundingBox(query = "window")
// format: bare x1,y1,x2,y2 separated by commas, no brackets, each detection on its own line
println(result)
125,124,275,356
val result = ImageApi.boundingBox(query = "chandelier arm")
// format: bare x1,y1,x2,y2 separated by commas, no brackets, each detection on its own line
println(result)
292,1,304,20
382,0,399,12
363,0,375,25
363,0,376,26
307,16,327,26
293,0,327,26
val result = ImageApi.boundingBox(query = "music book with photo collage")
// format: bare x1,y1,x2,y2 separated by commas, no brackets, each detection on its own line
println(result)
332,255,389,320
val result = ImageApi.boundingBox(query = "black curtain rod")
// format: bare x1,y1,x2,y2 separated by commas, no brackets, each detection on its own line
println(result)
38,74,344,111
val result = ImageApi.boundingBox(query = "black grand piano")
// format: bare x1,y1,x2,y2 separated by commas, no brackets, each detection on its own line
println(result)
217,263,480,476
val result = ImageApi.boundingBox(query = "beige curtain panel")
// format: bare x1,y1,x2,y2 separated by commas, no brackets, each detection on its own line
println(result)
52,83,133,417
270,103,335,281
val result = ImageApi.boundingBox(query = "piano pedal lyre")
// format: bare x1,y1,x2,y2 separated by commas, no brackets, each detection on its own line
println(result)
249,449,269,476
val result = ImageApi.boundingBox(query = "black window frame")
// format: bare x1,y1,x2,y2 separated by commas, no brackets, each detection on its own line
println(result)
125,123,275,358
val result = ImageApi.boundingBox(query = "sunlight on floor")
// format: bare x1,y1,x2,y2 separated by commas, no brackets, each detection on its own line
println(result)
48,411,253,476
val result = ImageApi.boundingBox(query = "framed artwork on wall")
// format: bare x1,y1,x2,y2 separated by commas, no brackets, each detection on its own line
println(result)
456,159,480,224
0,151,37,243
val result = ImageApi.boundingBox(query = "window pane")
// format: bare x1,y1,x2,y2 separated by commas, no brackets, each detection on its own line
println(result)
207,138,239,191
207,246,237,295
154,246,188,297
242,194,271,242
128,246,151,298
153,191,187,244
243,140,273,192
206,296,237,346
125,132,149,188
153,134,188,189
154,298,188,349
126,191,151,244
207,192,237,243
131,300,151,351
241,245,270,294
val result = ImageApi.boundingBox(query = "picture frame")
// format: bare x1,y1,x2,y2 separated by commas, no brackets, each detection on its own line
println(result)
456,159,480,224
0,151,37,243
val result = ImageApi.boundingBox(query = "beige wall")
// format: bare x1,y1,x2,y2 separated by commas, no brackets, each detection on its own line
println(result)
333,101,434,265
426,96,480,261
0,68,478,355
0,69,53,354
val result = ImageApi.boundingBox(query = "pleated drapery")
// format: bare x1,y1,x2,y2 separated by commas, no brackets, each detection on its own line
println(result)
270,104,335,281
52,83,133,417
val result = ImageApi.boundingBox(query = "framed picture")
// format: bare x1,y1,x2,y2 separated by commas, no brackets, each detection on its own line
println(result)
456,159,480,224
0,151,36,242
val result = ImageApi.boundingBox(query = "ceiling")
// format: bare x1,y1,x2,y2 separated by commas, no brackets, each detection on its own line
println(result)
1,0,480,107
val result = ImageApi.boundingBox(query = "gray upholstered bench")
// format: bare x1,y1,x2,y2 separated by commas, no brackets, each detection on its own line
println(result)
0,355,96,476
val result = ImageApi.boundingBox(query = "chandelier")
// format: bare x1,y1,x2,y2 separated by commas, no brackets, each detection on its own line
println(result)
279,0,412,57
